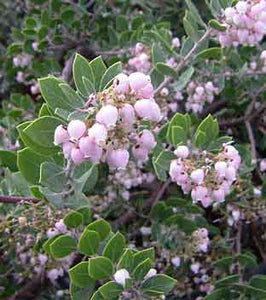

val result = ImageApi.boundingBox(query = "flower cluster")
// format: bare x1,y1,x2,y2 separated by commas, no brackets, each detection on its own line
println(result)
185,81,219,114
192,228,210,253
54,72,161,169
13,54,32,68
169,144,241,207
127,43,151,74
219,0,266,47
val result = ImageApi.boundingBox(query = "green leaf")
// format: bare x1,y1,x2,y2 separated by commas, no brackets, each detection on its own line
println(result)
89,56,107,92
22,116,62,155
164,215,197,234
193,114,219,149
116,15,128,32
133,248,155,270
64,211,83,228
204,287,230,299
150,67,164,88
0,150,17,172
17,148,46,184
78,230,100,256
39,76,74,112
98,281,123,299
152,156,167,182
102,232,125,262
208,19,227,31
50,235,76,259
151,43,166,65
70,283,95,300
167,113,190,146
194,130,206,148
133,258,152,281
216,274,240,288
183,17,199,42
88,256,113,280
156,62,176,77
59,83,85,108
250,275,266,291
212,256,233,271
196,47,222,60
99,62,122,91
141,274,177,295
43,235,61,255
185,0,205,27
154,150,176,171
117,249,134,272
39,162,66,193
73,54,94,97
86,219,111,241
69,262,95,288
237,253,257,268
176,67,194,90
90,291,105,300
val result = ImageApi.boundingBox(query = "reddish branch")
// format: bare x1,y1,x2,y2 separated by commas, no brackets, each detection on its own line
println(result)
0,195,39,204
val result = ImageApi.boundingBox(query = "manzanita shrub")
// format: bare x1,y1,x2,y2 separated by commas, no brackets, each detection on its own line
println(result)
0,0,266,299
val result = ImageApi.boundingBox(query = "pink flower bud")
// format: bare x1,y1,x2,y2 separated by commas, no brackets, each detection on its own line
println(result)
107,149,129,169
174,145,190,159
88,123,107,145
132,146,149,161
215,161,227,177
138,129,156,150
129,72,151,91
138,82,154,99
260,159,266,172
119,104,135,125
134,99,161,122
190,169,205,184
191,186,208,202
96,105,118,128
114,73,130,94
54,125,69,145
172,37,180,48
236,1,247,14
55,219,67,233
135,42,144,53
212,188,225,202
67,120,86,139
169,160,184,181
114,269,130,286
71,147,84,164
225,166,236,181
224,145,239,158
144,268,157,280
79,136,102,163
62,142,75,159
195,86,205,95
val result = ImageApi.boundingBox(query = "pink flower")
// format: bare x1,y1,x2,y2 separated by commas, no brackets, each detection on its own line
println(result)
62,142,75,159
96,105,118,128
79,136,102,163
134,99,161,122
114,73,130,94
215,161,228,177
212,188,225,202
67,120,86,139
71,147,84,164
138,130,156,150
190,169,205,184
191,186,208,202
54,125,69,145
119,104,135,125
132,146,149,161
107,149,129,169
174,145,190,159
172,37,180,48
129,72,151,91
88,123,107,145
260,159,266,172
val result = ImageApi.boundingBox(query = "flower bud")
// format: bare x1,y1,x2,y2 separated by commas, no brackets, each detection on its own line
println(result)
88,123,107,145
172,37,180,48
114,73,130,94
132,145,149,161
174,145,190,159
144,268,157,280
225,166,236,181
212,188,225,202
55,219,67,233
54,125,69,145
62,142,75,159
215,161,227,177
138,130,156,150
114,269,130,286
138,82,154,99
171,257,181,267
190,169,205,184
134,99,161,122
96,105,118,128
119,104,135,125
71,147,84,164
260,159,266,172
129,72,151,91
107,149,129,169
67,120,86,139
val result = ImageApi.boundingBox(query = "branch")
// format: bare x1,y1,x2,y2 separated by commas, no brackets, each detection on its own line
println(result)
154,28,212,95
245,121,257,164
0,195,39,204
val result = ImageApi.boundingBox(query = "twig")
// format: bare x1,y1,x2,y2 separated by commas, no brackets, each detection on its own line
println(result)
61,54,75,82
245,121,257,164
0,195,39,204
154,28,212,95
